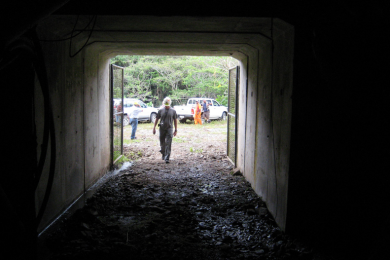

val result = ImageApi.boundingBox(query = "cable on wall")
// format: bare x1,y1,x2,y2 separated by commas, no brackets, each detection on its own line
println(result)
29,28,57,227
39,15,96,42
69,15,97,58
0,28,57,258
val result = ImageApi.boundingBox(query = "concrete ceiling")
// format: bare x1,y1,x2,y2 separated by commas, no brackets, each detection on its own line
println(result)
37,15,274,57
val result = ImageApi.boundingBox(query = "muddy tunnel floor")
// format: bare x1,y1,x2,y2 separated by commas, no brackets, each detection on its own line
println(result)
37,122,336,260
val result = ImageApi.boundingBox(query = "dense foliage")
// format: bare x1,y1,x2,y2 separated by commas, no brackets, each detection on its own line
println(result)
111,55,239,106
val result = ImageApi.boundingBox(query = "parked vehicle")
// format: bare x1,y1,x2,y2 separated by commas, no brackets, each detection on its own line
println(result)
174,98,227,123
113,98,158,126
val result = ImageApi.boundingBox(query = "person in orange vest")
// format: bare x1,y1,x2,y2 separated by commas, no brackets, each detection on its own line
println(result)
194,100,202,125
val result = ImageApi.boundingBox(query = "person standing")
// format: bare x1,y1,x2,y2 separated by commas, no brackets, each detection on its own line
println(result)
202,99,210,123
194,100,202,125
153,97,178,163
129,101,143,140
116,101,122,124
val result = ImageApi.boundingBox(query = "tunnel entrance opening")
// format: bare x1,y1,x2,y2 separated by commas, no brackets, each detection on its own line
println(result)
108,55,239,170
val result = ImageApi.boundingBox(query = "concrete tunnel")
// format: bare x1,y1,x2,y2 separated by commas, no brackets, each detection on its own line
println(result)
31,14,294,234
1,1,388,259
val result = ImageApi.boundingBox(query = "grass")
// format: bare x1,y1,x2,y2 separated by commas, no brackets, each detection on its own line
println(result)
113,151,129,164
125,120,226,133
116,120,228,163
173,137,186,143
124,150,144,161
121,138,144,145
189,147,204,153
178,120,227,129
121,120,227,148
128,119,227,131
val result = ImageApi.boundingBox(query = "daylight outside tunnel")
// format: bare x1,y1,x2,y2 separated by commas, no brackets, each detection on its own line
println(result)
109,55,239,166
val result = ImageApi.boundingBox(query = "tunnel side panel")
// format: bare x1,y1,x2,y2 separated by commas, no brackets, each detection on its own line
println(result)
35,38,86,232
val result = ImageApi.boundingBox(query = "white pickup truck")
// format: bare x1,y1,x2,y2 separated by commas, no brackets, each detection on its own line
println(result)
174,98,228,123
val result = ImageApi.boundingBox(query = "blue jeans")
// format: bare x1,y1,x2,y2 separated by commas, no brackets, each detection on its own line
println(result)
130,118,138,139
116,114,121,123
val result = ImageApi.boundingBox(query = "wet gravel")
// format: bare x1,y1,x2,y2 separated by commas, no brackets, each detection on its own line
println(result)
39,157,318,260
38,123,338,259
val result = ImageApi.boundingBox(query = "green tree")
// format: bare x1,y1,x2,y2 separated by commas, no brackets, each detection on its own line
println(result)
110,55,239,107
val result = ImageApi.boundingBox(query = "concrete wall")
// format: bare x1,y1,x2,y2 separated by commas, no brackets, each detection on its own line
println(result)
242,20,294,230
83,45,111,189
35,31,111,231
235,55,247,171
264,19,294,229
35,37,85,231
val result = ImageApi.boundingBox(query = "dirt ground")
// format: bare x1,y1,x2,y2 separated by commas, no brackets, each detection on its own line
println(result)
38,121,336,260
121,120,229,163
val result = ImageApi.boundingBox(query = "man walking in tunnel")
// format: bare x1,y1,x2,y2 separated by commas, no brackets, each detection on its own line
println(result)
153,97,178,163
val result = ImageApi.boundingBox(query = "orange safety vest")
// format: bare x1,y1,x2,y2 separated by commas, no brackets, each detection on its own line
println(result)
194,104,202,124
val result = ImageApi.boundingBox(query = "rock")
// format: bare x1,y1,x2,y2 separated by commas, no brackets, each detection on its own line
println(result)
258,207,268,216
42,137,317,260
247,208,257,215
231,168,242,176
82,223,90,229
199,222,210,230
148,206,165,213
87,209,98,216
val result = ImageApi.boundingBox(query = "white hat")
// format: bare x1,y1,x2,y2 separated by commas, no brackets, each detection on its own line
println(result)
163,97,171,106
